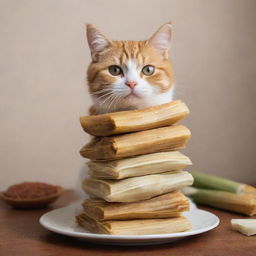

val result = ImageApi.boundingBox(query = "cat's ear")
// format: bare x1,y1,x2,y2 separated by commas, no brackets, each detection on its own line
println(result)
86,24,112,61
148,22,172,58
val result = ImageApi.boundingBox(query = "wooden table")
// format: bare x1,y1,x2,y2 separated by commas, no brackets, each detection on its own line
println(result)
1,190,255,256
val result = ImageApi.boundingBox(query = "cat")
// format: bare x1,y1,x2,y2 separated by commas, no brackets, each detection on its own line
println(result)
86,22,175,115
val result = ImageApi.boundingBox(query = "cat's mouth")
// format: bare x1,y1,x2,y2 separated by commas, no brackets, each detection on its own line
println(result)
123,91,141,99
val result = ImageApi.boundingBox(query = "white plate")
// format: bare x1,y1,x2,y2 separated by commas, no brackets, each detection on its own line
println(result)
40,200,219,246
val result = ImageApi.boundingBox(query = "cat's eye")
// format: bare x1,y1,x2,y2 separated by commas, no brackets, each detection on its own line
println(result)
142,65,155,76
109,65,122,76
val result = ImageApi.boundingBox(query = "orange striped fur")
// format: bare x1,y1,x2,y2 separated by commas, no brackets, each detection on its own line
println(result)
86,23,174,114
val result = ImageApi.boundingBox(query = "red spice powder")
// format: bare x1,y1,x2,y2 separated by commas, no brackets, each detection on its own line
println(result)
4,182,58,199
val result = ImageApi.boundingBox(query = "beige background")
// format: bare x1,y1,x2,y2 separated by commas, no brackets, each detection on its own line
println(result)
0,0,255,190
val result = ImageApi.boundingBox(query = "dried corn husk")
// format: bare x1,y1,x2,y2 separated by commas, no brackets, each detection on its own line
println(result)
88,151,192,179
80,125,191,160
81,191,189,221
80,100,190,136
82,171,194,202
76,214,191,235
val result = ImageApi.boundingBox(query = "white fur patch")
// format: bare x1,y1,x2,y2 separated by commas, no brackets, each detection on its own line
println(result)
92,59,174,114
124,59,153,98
125,60,139,82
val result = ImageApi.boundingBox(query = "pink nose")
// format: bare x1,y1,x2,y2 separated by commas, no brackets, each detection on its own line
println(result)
125,81,137,89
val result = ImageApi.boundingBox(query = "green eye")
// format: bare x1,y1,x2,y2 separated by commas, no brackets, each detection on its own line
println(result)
109,65,122,76
142,65,155,76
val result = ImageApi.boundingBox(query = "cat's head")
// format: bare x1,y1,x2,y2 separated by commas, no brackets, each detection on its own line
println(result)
86,23,174,114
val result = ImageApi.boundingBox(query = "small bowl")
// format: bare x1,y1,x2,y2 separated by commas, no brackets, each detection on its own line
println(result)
0,186,63,208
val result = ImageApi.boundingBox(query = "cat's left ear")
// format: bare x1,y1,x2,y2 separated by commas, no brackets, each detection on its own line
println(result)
86,24,112,61
148,22,172,58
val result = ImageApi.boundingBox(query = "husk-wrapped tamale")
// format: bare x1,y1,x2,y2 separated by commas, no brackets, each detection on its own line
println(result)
88,151,192,179
81,191,189,221
80,100,190,136
80,125,191,160
76,214,192,235
82,171,194,202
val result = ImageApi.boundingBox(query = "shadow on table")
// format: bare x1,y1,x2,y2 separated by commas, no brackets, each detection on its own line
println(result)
40,231,207,252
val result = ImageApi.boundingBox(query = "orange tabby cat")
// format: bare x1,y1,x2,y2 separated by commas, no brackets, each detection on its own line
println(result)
86,23,174,114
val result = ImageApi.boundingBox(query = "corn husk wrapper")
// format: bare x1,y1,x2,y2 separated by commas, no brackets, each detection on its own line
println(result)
80,100,190,136
82,171,194,202
88,151,192,179
80,125,191,160
82,191,189,221
76,214,192,235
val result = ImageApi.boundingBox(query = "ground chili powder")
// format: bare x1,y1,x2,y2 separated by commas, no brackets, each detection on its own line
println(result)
4,182,58,199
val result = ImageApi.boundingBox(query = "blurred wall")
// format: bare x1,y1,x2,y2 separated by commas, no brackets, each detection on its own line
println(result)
0,0,255,189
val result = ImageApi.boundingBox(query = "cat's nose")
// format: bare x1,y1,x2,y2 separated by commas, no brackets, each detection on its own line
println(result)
125,81,137,89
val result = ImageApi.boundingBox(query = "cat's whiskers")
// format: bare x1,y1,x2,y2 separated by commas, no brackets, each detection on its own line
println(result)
106,94,119,113
94,91,114,101
90,88,114,98
97,94,113,109
93,87,127,112
96,92,118,114
92,87,125,96
114,95,123,111
111,95,123,113
112,95,123,112
91,87,115,93
93,88,123,102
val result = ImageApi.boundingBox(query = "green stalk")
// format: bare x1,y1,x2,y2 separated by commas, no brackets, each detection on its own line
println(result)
183,187,256,216
191,171,240,193
190,171,256,195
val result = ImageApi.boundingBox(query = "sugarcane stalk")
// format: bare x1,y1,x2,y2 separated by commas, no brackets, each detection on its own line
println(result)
190,171,256,196
183,187,256,216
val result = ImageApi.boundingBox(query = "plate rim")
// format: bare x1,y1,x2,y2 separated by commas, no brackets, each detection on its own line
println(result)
39,203,220,240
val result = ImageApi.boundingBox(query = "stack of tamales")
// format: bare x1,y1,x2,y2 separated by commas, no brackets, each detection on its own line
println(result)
76,100,194,235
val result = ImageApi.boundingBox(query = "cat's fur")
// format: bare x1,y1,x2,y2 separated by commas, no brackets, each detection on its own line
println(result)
86,23,174,115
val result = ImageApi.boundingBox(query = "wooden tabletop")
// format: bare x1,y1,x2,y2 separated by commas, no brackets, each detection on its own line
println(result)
1,190,255,256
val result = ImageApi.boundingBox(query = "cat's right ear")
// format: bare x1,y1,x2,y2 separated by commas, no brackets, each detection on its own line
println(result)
148,22,172,59
86,24,112,61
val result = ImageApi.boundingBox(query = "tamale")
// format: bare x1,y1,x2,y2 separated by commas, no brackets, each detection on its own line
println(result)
82,171,194,202
80,100,190,136
88,151,192,179
82,191,189,221
76,214,192,235
80,125,191,160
